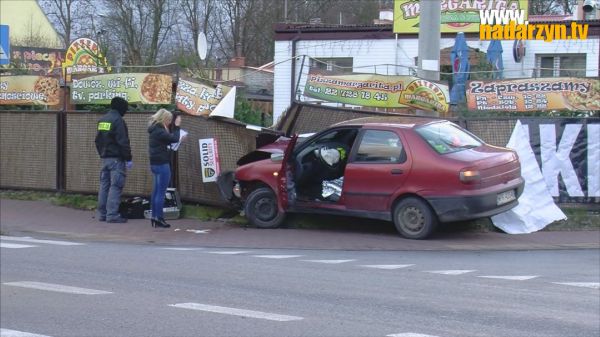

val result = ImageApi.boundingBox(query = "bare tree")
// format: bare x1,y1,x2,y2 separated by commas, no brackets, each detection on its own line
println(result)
39,0,97,47
100,0,178,66
180,0,215,66
529,0,577,14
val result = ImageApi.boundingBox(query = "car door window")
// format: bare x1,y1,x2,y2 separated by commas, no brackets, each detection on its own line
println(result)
354,130,405,163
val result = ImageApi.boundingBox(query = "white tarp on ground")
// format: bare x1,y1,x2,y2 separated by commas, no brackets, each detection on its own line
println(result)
491,120,567,234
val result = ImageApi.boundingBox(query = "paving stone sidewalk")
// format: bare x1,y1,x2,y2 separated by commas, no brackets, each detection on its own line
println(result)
1,199,598,251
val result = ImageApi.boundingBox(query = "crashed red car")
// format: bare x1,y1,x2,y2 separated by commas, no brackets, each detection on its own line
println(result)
218,117,524,239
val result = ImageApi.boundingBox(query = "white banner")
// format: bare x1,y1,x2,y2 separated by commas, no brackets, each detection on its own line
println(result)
199,138,220,183
491,120,567,234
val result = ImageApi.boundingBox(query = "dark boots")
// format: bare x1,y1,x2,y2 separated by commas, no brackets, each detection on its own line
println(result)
151,218,171,228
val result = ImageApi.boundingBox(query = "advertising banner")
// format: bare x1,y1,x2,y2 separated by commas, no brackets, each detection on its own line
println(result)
304,72,450,113
70,73,172,104
175,78,231,116
517,118,599,204
199,138,220,183
11,47,65,76
0,75,60,105
393,0,528,34
63,38,109,81
466,77,600,112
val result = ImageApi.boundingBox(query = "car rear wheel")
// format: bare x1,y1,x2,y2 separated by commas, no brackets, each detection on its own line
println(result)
393,197,437,239
244,187,285,229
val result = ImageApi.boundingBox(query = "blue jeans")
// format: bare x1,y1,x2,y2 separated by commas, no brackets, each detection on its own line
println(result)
150,163,171,219
97,158,126,221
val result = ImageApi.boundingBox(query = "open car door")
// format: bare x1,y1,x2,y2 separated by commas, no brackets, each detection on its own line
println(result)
276,134,298,210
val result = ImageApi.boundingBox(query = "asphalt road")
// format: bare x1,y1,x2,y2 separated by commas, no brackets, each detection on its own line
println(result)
1,236,599,337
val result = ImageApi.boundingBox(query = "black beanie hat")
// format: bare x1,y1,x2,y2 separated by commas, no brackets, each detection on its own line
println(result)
111,97,129,116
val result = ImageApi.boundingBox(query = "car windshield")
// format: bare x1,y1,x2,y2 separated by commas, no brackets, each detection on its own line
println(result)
415,122,482,154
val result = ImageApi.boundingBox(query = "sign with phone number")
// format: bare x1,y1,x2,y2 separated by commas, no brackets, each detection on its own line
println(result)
304,72,450,113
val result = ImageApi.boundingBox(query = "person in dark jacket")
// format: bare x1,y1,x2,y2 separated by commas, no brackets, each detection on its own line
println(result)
95,96,132,223
148,108,183,228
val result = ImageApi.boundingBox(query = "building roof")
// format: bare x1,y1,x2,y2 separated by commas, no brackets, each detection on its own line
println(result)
529,15,574,22
274,20,600,40
0,0,63,48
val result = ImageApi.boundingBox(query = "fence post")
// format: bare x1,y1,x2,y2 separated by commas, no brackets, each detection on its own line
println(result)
56,110,66,192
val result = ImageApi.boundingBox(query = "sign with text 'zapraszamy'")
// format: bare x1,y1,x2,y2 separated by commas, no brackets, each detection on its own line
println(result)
467,77,600,112
304,72,450,114
70,73,172,104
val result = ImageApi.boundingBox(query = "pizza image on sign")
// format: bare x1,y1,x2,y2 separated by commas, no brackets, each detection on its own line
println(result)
0,75,60,106
33,77,60,105
141,74,172,104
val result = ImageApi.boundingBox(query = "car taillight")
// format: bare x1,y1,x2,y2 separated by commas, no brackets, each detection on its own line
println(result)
460,169,481,183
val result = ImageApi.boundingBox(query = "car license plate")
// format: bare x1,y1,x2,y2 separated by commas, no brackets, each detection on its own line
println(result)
497,190,516,205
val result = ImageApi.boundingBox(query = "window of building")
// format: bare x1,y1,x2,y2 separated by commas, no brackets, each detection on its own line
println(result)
309,57,353,74
536,54,586,77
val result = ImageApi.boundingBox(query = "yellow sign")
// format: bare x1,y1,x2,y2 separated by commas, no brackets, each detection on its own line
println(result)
393,0,528,34
0,75,60,105
62,37,110,81
304,72,450,113
175,78,231,116
71,73,173,104
466,78,600,112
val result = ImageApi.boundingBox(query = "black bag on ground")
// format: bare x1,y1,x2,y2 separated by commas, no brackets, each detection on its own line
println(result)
119,197,150,219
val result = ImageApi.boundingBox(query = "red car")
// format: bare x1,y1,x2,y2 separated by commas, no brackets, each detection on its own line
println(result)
218,117,524,239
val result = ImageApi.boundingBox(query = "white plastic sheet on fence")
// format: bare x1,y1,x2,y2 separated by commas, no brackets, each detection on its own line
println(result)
491,120,567,234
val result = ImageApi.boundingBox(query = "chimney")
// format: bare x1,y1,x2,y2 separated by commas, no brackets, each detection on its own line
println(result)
228,57,245,68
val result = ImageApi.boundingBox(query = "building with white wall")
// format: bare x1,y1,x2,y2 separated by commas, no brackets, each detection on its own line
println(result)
272,20,600,124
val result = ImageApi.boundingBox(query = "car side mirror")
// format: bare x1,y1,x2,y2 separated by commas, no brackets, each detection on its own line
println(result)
271,153,284,162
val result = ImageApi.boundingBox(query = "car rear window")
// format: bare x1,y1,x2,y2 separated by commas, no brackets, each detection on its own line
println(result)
415,122,482,154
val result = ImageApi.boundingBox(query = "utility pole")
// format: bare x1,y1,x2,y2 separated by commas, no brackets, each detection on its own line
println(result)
416,0,441,117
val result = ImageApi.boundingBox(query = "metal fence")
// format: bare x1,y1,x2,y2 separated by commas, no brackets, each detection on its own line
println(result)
1,102,598,205
0,109,260,207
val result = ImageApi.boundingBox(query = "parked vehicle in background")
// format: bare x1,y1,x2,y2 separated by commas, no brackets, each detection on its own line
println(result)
218,117,525,239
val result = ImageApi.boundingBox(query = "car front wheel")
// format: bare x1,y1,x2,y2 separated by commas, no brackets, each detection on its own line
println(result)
244,187,285,229
393,197,437,239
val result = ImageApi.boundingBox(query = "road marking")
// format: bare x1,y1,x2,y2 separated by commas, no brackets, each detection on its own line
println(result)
426,270,476,275
361,264,414,270
0,328,52,337
207,251,249,255
0,243,37,249
3,282,112,295
387,333,440,337
552,282,600,289
253,255,303,259
478,275,538,281
0,236,83,246
301,259,355,264
161,248,204,251
169,303,303,321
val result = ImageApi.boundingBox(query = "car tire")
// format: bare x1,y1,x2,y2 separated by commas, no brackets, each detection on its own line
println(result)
393,197,437,239
244,187,285,229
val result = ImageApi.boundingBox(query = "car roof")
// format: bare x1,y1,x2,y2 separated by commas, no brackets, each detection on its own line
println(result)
333,116,445,129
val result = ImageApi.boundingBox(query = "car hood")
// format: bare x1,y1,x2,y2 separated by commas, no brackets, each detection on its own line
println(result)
236,136,292,166
256,136,292,154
